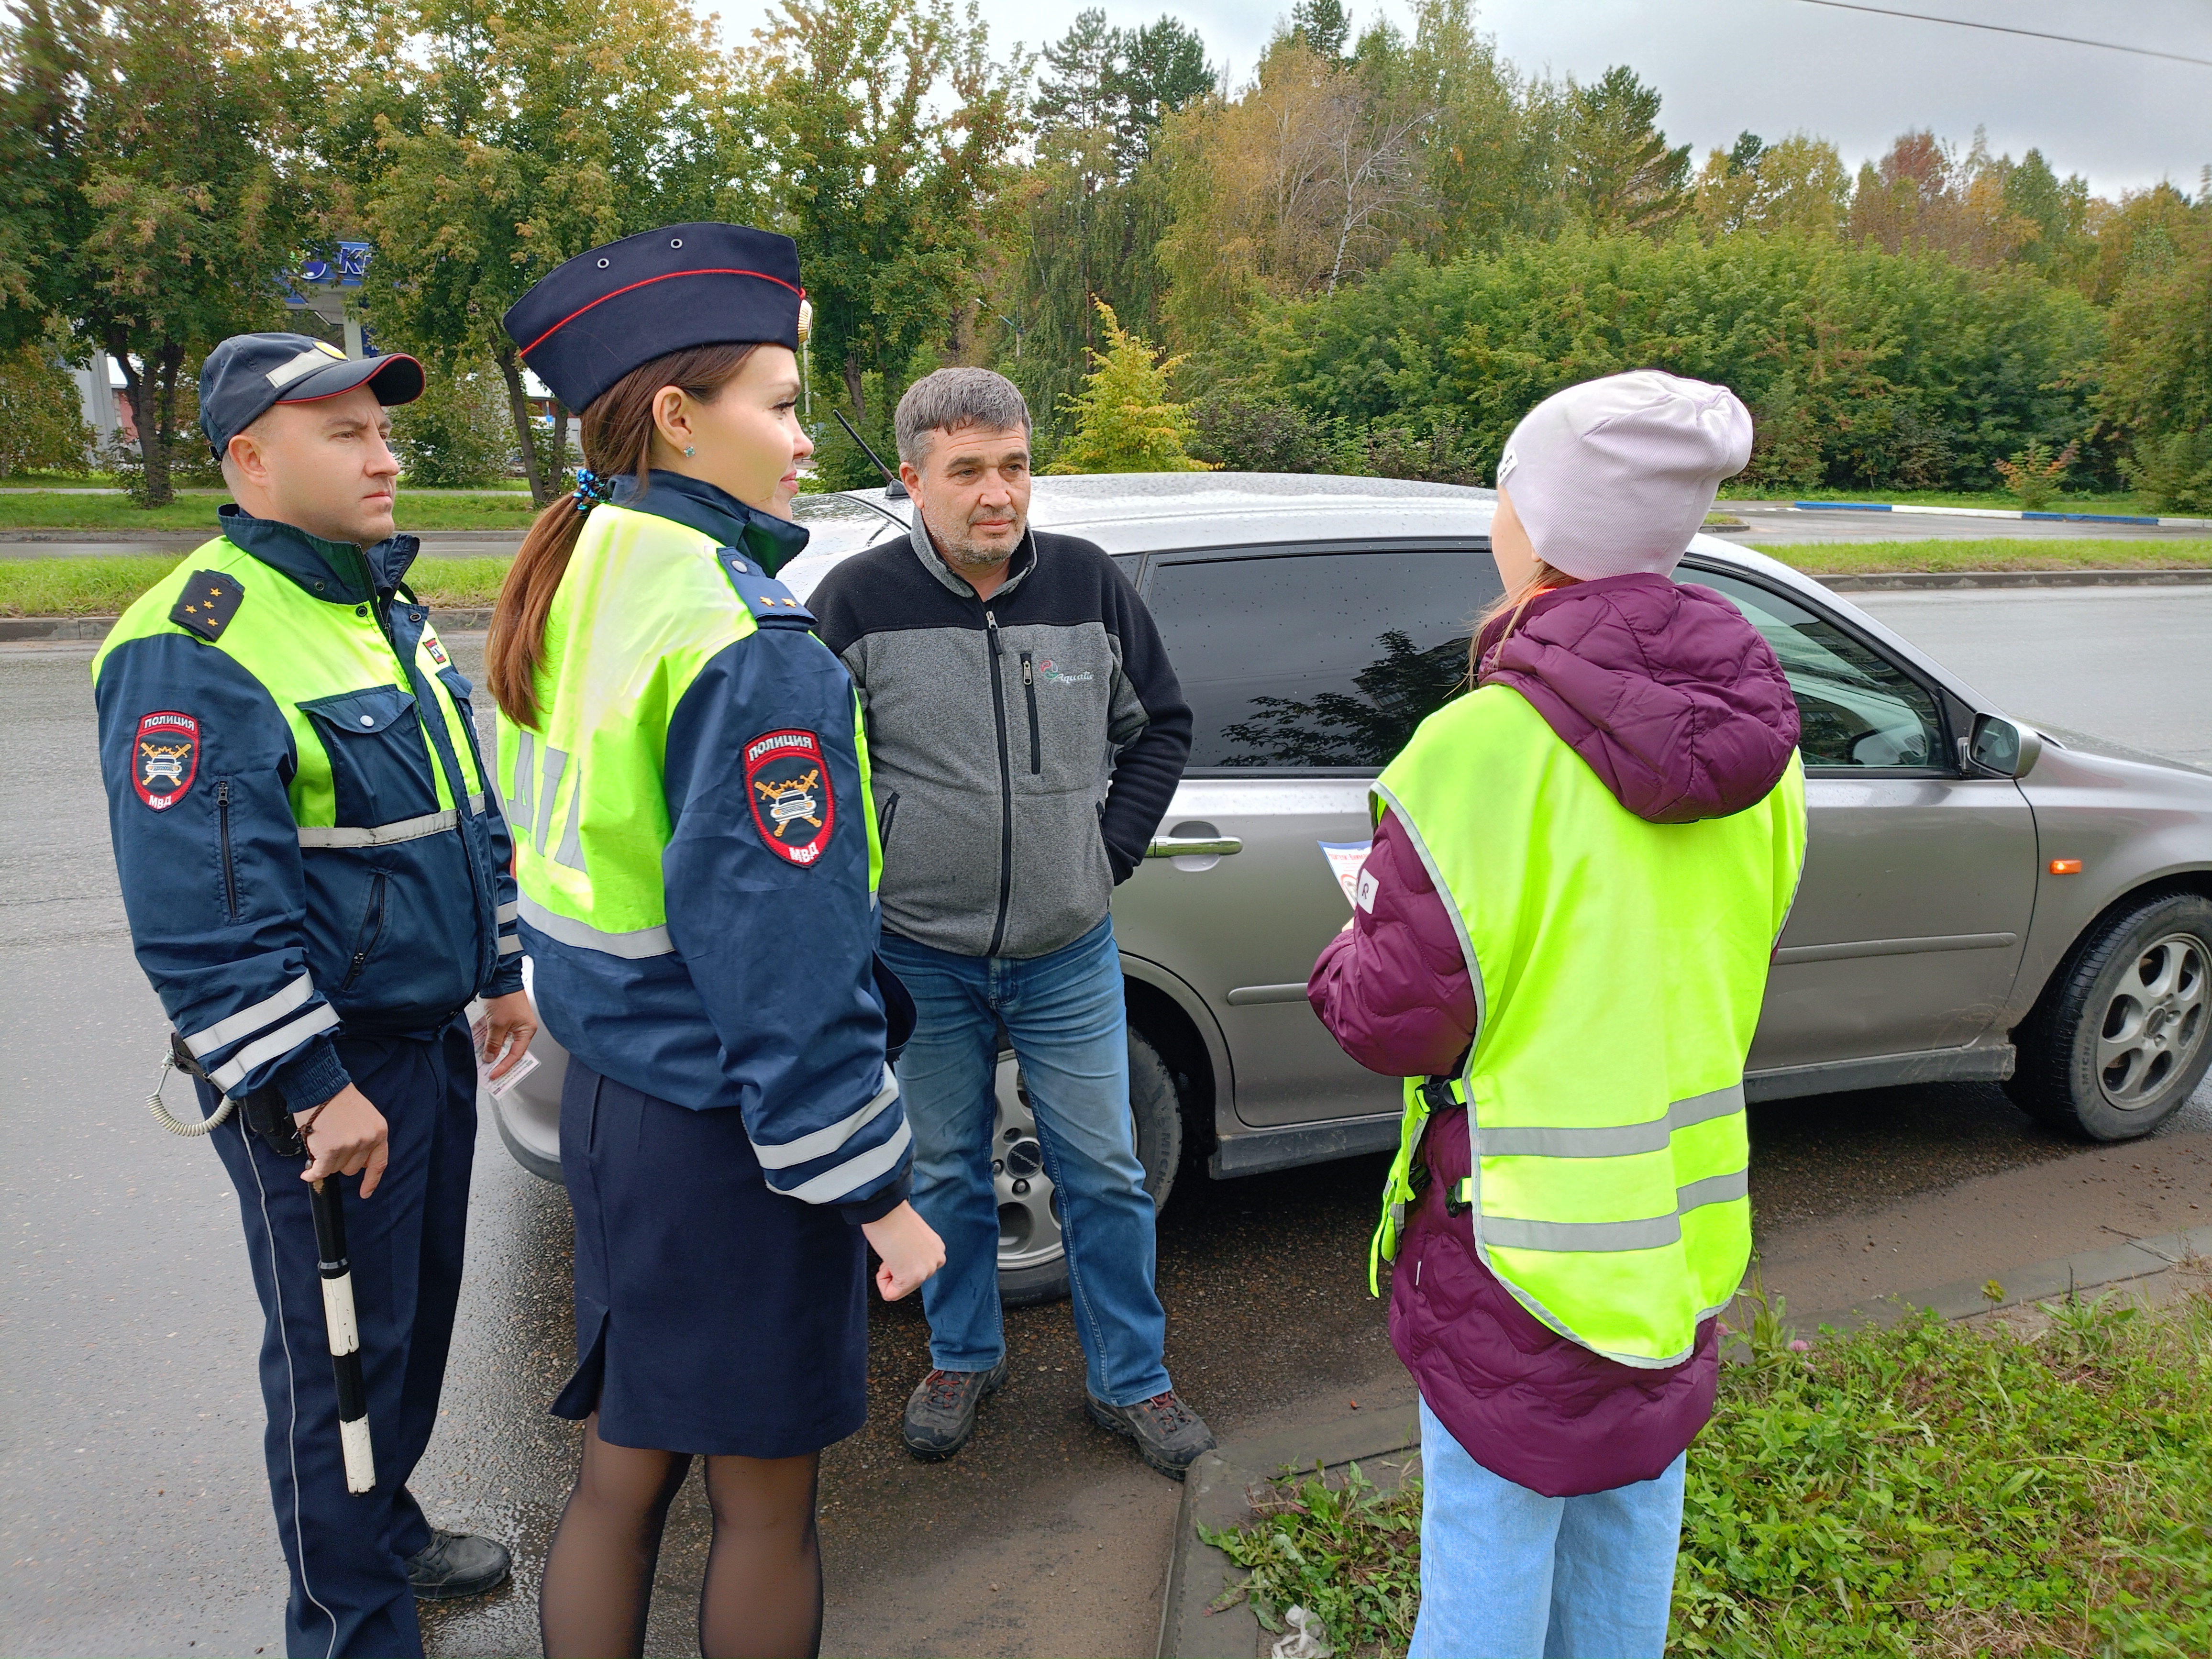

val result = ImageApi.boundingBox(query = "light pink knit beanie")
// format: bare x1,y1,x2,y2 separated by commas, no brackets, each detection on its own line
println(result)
1494,369,1754,581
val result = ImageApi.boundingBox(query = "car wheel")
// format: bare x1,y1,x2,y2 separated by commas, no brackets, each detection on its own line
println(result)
995,1026,1185,1309
2007,892,2212,1142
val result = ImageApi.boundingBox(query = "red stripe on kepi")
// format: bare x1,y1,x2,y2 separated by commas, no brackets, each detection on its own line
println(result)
520,270,807,357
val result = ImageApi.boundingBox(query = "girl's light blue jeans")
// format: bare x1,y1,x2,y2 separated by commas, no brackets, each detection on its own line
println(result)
1408,1396,1684,1659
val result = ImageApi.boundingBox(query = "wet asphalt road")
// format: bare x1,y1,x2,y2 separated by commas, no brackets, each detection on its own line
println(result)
4,592,2208,1657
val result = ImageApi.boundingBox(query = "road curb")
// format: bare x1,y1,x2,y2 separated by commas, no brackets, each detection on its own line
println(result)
1787,1223,2210,1335
1790,500,2212,529
0,610,494,643
1158,1410,1422,1659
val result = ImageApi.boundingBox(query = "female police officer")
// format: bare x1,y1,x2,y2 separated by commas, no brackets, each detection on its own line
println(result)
489,223,943,1659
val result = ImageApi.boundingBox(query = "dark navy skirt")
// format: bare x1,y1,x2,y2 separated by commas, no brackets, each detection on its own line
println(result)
551,1060,870,1457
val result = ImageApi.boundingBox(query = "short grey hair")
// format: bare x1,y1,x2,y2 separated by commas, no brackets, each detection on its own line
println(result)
895,367,1031,465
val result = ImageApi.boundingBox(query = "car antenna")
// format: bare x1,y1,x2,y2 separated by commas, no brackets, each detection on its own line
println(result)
833,409,907,499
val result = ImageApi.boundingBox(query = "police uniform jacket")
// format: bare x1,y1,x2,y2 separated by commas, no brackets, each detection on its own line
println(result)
93,506,523,1112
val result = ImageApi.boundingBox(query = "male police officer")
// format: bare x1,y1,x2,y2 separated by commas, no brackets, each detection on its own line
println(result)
92,334,534,1658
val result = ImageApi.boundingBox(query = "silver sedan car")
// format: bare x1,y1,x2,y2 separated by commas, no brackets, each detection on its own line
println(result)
486,474,2212,1305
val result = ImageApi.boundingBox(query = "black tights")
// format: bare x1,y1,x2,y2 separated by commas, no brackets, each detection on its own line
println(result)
540,1413,824,1659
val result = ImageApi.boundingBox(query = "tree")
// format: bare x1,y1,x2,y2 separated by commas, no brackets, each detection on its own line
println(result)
4,0,317,504
0,344,94,476
1289,0,1351,60
1694,131,1849,239
2100,195,2212,510
334,0,745,505
1402,0,1564,257
1046,300,1207,473
1562,66,1689,236
1006,11,1210,447
1156,33,1434,347
761,0,1025,473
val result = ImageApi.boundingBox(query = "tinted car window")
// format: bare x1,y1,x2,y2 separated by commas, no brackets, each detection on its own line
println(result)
1150,548,1499,768
1689,569,1945,769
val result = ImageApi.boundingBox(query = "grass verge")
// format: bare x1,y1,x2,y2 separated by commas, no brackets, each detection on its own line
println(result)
1757,537,2212,575
0,491,543,532
1206,1287,2212,1659
0,555,514,617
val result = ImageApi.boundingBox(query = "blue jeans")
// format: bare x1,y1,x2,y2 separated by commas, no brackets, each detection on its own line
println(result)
878,917,1172,1406
1409,1397,1683,1659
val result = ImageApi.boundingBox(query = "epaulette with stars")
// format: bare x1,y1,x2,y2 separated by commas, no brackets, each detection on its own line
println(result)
718,550,814,629
170,570,246,642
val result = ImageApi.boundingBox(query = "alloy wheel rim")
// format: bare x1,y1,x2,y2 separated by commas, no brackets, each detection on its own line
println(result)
2096,932,2207,1110
994,1057,1064,1270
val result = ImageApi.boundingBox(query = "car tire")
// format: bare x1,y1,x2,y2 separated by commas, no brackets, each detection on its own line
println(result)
995,1025,1185,1310
2006,891,2212,1142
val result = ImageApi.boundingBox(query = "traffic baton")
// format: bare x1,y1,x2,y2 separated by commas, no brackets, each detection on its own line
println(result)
309,1176,376,1493
236,1078,377,1496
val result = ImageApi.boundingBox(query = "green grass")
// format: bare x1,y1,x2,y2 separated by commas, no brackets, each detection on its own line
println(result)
1720,486,2157,513
1757,537,2212,574
0,491,543,531
1206,1287,2212,1659
0,555,513,617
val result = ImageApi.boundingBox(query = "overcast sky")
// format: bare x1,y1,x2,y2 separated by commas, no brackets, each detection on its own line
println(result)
705,0,2212,199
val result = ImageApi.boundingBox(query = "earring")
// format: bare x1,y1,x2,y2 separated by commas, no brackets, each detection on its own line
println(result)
684,445,696,457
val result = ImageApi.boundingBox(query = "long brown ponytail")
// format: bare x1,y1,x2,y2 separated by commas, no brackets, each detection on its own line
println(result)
486,342,762,727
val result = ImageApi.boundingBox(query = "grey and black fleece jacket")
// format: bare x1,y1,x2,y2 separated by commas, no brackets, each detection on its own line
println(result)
810,515,1192,961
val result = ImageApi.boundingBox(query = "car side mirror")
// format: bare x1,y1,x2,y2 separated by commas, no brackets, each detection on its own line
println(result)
1967,713,2040,778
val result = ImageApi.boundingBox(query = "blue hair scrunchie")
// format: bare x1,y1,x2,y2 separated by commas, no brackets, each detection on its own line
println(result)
571,468,612,512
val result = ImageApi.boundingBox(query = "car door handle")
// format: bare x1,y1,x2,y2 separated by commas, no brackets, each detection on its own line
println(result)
1146,834,1243,858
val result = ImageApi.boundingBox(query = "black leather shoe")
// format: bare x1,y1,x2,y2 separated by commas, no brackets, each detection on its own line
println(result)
406,1529,512,1600
1085,1389,1217,1479
901,1357,1010,1460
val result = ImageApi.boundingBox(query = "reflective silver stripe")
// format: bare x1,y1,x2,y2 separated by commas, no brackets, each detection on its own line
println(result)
210,1005,341,1092
1481,1121,1671,1159
1676,1169,1749,1213
498,937,523,955
299,808,456,848
511,730,535,825
534,746,568,853
780,1116,913,1205
497,901,520,924
1668,1084,1744,1130
1483,1168,1750,1255
752,1067,899,1170
185,973,315,1058
516,894,673,959
465,791,485,817
265,345,339,388
552,760,587,872
1478,1084,1746,1160
1485,1212,1681,1253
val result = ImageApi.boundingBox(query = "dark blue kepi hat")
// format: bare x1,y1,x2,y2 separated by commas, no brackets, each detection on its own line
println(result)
199,333,425,460
502,223,804,414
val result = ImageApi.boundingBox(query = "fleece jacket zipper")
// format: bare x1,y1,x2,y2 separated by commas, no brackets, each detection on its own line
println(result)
1020,651,1041,775
984,608,1015,956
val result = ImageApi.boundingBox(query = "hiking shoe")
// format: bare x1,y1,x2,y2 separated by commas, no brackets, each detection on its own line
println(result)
902,1356,1010,1460
405,1529,512,1600
1085,1389,1217,1479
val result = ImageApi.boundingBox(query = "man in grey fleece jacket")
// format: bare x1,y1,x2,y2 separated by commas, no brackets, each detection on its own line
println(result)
809,368,1214,1478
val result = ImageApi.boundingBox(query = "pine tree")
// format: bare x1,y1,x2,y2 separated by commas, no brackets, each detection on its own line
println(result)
1046,300,1211,473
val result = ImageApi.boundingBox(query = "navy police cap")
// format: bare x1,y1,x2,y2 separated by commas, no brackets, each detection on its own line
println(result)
502,223,805,415
199,332,424,460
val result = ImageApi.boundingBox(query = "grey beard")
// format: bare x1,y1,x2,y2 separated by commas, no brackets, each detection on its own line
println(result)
939,527,1021,572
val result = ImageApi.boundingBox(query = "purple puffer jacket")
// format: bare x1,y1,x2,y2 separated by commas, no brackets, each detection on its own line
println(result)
1309,571,1799,1497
